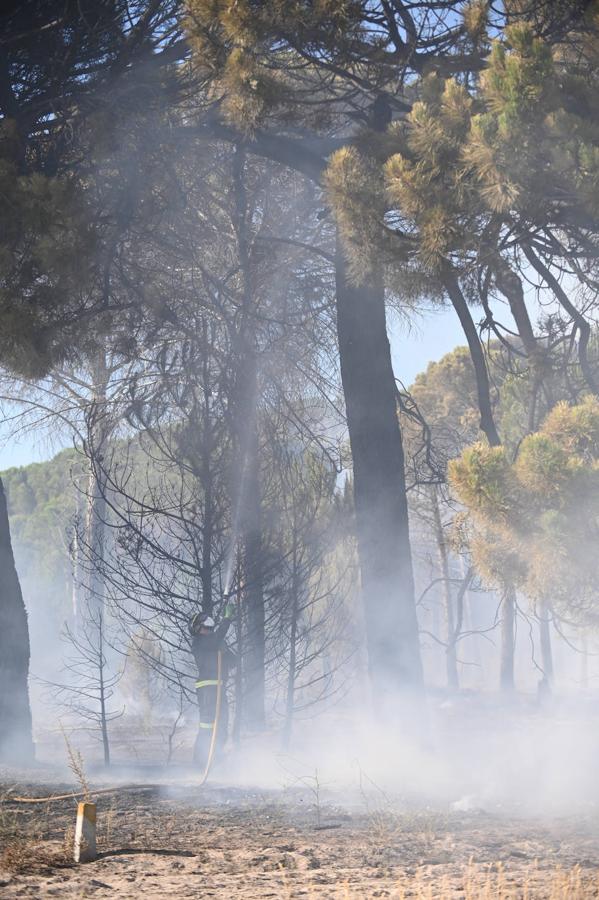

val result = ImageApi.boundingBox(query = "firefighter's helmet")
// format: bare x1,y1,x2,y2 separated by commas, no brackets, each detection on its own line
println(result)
188,612,215,635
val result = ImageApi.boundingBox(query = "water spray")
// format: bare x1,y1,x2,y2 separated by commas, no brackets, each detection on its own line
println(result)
195,429,254,786
222,439,252,600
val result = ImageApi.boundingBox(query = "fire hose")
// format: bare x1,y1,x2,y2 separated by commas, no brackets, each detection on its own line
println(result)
6,784,161,804
198,649,224,787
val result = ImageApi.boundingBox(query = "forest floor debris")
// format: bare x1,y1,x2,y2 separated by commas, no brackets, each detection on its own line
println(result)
1,777,599,898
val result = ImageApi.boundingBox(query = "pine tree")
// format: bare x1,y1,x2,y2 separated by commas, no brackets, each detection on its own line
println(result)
183,1,491,705
450,397,599,689
0,0,185,762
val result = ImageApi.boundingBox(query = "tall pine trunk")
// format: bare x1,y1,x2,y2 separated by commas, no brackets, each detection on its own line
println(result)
461,557,483,685
84,460,108,619
200,319,215,617
0,476,34,762
282,540,300,750
83,350,109,624
500,586,516,692
430,487,459,690
232,574,244,745
97,611,111,767
231,342,265,732
241,402,266,730
232,145,265,731
335,237,423,707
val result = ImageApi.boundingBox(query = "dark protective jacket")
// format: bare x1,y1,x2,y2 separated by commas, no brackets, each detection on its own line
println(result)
191,618,236,682
191,618,236,767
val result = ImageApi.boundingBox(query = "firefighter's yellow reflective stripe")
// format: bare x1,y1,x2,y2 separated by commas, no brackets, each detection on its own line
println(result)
198,722,215,729
195,679,220,689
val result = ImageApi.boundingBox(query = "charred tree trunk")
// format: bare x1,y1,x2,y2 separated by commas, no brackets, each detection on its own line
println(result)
430,487,459,690
232,145,266,731
442,268,500,447
335,236,423,706
494,259,556,434
97,611,111,767
83,351,110,625
282,541,300,750
84,463,108,619
71,523,80,621
200,319,215,617
500,586,516,693
229,344,266,733
461,556,483,683
229,390,265,733
494,261,538,359
241,406,266,730
0,477,34,762
522,243,599,397
232,574,243,746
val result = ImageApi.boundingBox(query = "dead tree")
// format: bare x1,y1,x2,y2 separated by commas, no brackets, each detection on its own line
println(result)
272,453,353,746
51,607,123,767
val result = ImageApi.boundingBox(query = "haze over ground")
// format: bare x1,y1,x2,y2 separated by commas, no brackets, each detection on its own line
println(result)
3,3,599,896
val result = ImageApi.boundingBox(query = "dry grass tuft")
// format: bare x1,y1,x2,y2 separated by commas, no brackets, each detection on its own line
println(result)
59,723,91,801
0,837,74,875
0,778,78,877
276,861,599,899
0,789,19,845
0,838,35,874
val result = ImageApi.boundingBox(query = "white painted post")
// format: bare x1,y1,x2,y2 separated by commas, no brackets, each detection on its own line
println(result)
73,801,97,863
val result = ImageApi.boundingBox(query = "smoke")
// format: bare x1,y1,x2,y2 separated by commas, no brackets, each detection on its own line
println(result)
212,694,599,818
3,25,599,828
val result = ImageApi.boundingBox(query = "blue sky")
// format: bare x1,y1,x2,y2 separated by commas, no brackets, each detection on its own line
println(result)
0,302,468,472
389,301,466,387
0,415,71,471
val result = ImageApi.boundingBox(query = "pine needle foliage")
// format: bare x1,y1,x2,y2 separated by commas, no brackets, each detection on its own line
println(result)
184,0,363,131
324,147,388,283
0,124,96,378
385,77,479,272
184,0,599,313
450,397,599,624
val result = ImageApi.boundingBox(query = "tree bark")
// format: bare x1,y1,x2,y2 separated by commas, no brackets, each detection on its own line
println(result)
494,258,554,431
0,476,34,762
200,319,215,616
500,586,516,692
83,350,110,625
461,556,483,683
241,403,266,730
97,611,111,767
230,338,266,733
494,260,538,358
335,236,423,707
282,540,300,750
84,463,108,620
232,575,243,746
442,267,501,447
430,487,459,690
232,145,266,731
522,243,599,397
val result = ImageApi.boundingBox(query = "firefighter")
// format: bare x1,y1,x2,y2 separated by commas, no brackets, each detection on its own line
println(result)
189,604,236,769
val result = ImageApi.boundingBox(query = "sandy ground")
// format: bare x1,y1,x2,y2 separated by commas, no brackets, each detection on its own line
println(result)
2,774,599,899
